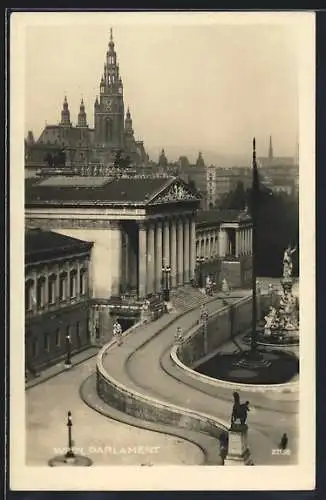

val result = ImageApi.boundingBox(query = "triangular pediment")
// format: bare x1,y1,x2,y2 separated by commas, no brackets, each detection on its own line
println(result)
148,178,201,205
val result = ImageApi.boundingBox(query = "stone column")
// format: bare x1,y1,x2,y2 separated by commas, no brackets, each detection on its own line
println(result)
111,222,122,296
177,217,184,286
183,216,190,283
189,217,196,281
207,233,211,260
138,222,147,298
170,218,177,288
163,218,170,267
235,229,239,257
147,222,155,295
155,221,163,293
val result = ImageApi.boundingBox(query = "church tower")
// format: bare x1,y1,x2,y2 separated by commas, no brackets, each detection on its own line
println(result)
60,96,72,127
94,28,124,149
77,98,88,128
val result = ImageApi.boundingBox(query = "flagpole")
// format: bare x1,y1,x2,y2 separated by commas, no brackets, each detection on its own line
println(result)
251,137,258,353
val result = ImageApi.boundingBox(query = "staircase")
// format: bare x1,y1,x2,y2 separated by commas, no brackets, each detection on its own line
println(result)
170,285,213,313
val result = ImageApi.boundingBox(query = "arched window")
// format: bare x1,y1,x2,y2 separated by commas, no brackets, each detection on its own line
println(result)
69,270,77,298
48,274,57,305
59,272,67,301
25,279,35,311
79,268,87,295
36,277,46,309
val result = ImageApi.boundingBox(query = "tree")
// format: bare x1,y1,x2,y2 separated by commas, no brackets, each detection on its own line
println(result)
219,181,299,277
218,181,246,210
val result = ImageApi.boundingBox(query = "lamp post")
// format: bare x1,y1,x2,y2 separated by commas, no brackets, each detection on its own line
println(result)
250,137,259,354
196,256,205,288
162,265,171,302
65,411,75,460
200,306,209,354
64,334,72,369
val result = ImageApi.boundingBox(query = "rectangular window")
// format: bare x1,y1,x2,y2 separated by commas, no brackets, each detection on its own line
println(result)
44,333,50,352
55,328,60,347
76,321,81,347
32,338,38,358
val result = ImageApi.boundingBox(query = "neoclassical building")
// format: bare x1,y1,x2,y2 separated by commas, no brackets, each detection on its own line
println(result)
25,174,253,340
195,209,253,288
25,228,93,372
25,29,148,171
25,175,201,298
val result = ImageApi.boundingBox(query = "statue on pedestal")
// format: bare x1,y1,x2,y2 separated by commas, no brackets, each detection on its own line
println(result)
264,306,278,336
231,392,250,426
283,245,296,279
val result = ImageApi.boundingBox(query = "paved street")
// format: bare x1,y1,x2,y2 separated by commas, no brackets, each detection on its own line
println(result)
102,296,299,465
26,356,205,466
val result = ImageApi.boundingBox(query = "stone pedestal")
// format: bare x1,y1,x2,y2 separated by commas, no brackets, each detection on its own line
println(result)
224,424,253,465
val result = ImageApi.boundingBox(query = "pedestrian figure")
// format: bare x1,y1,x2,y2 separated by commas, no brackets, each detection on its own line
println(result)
221,278,230,294
279,433,288,450
113,319,123,346
175,326,183,344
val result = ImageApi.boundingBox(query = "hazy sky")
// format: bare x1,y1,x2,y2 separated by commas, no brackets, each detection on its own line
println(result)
23,13,300,164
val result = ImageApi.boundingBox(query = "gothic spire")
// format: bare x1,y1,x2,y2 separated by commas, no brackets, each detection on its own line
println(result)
60,96,71,127
77,98,88,128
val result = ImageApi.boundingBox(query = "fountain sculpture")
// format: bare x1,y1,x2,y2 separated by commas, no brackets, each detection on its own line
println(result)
263,245,299,343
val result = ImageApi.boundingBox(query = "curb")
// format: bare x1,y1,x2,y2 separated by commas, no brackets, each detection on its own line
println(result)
26,348,99,390
170,344,299,394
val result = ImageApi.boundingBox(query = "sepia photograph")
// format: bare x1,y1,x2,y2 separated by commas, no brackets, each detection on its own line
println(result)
10,10,315,491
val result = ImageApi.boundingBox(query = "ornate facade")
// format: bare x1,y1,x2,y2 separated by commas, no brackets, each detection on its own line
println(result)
25,176,202,300
25,229,93,373
25,29,149,171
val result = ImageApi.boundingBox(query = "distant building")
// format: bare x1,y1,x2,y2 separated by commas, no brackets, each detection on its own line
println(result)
206,166,252,208
25,228,93,374
258,136,296,168
195,208,253,288
25,29,149,176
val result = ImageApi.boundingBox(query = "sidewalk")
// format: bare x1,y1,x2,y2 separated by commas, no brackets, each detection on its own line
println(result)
26,346,99,390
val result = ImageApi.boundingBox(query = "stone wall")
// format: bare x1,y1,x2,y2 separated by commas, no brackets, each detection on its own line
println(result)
97,342,228,455
177,293,272,368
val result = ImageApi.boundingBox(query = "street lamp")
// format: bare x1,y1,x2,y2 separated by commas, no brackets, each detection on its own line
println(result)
65,411,75,461
161,265,171,302
200,306,209,354
196,256,205,288
64,334,72,369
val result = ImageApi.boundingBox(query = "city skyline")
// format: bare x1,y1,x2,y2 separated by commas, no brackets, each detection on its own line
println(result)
24,15,299,164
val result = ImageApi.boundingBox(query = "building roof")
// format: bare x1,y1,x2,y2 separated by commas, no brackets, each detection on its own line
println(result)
196,209,251,227
25,228,93,264
25,176,200,207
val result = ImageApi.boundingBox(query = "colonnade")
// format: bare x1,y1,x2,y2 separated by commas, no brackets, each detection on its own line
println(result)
235,226,252,257
138,215,196,297
196,225,253,261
